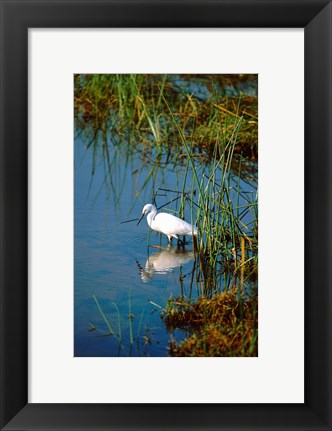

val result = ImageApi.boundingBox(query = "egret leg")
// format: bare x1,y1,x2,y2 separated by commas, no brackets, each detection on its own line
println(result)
177,237,184,247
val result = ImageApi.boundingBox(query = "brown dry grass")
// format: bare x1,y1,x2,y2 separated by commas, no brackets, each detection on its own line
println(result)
162,289,258,357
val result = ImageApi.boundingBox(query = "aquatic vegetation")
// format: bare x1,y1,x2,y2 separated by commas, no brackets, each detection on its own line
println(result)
91,293,147,355
163,290,258,357
92,294,114,335
159,94,258,297
74,74,257,168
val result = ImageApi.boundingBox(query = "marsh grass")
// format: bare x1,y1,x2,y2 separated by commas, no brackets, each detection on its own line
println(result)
159,91,258,297
163,289,258,357
74,74,257,166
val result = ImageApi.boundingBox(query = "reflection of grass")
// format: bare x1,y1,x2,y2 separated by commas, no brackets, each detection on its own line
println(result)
128,291,134,345
163,290,258,357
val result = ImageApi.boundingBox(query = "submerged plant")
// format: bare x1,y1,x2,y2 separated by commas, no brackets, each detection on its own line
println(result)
91,294,148,355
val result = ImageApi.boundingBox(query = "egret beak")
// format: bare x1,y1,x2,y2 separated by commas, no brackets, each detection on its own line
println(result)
137,212,144,226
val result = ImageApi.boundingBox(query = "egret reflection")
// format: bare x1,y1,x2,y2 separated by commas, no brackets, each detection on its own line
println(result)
136,246,195,282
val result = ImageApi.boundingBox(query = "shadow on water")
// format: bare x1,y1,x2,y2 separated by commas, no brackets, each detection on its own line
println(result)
74,74,258,357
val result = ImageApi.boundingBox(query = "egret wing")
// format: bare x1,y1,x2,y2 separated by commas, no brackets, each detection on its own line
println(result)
154,213,196,236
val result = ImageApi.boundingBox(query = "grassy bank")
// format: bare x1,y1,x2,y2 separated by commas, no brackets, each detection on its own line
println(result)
163,289,258,356
74,74,257,166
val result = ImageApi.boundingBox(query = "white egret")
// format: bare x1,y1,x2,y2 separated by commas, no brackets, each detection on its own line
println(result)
137,203,197,243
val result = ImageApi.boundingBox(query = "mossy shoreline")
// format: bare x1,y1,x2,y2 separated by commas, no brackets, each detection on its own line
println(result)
163,290,258,357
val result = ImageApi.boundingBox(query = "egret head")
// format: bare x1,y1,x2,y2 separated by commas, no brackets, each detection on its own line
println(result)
137,204,157,225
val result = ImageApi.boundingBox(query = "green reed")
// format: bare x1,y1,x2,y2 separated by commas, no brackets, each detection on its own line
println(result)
92,294,147,351
92,295,114,335
74,74,257,166
159,90,257,296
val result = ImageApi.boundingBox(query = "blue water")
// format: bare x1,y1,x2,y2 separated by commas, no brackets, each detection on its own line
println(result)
74,140,201,356
74,134,257,357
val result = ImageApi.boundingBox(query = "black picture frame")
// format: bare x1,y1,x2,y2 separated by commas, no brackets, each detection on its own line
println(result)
1,1,331,430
